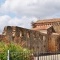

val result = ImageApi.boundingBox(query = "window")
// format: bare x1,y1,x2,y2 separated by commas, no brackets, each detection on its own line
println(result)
20,31,22,37
43,36,46,41
27,32,30,38
12,32,15,37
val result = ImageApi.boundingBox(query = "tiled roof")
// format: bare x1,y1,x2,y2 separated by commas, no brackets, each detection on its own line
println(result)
35,18,60,23
32,25,52,30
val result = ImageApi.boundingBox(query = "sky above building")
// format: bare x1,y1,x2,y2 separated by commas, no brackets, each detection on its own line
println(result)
0,0,60,33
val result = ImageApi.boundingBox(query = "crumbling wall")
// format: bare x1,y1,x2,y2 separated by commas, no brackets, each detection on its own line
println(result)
48,33,60,53
2,26,48,54
1,25,60,54
0,35,5,41
53,25,60,33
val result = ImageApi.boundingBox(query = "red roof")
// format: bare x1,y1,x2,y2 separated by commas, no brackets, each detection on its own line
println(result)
35,18,60,23
32,25,52,30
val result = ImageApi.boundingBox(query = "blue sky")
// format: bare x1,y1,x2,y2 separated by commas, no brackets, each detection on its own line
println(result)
0,0,5,5
0,0,60,33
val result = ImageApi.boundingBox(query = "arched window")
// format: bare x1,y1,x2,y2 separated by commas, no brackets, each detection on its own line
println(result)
43,36,46,41
27,32,30,38
12,32,15,37
20,31,22,37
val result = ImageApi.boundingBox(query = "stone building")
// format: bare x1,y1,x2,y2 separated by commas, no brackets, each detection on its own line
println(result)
0,18,60,54
2,26,48,54
32,18,60,53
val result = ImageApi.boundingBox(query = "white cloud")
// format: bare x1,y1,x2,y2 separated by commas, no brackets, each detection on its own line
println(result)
0,15,37,33
0,0,60,18
0,0,60,33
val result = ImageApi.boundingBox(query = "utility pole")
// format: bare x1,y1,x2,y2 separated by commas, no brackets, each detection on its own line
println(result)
37,46,39,60
7,50,9,60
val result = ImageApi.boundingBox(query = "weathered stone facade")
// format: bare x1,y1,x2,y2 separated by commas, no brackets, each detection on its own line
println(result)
32,18,60,53
0,18,60,54
1,26,48,54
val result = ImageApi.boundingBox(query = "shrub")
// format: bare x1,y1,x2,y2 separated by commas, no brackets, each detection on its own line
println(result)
0,42,32,60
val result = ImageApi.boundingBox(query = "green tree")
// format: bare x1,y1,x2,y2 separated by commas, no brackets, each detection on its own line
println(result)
0,42,32,60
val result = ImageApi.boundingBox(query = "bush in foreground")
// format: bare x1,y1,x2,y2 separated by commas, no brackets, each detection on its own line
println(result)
0,42,32,60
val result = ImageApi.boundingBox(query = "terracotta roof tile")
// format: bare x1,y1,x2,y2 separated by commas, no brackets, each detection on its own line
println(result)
35,18,60,23
32,25,52,30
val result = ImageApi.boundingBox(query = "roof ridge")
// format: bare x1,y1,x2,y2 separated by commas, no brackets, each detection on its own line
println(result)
35,18,60,23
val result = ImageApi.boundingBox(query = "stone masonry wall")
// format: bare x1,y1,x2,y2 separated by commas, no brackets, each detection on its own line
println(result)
1,26,60,54
2,26,48,54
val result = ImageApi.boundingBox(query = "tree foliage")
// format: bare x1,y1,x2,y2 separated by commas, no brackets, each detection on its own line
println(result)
0,42,32,60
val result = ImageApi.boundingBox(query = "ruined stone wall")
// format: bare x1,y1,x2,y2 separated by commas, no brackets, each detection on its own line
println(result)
2,26,48,54
0,35,5,41
53,25,60,33
0,25,60,54
48,33,60,53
